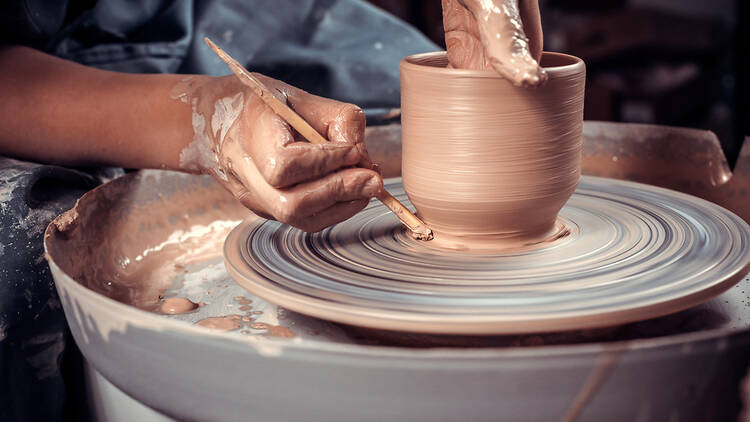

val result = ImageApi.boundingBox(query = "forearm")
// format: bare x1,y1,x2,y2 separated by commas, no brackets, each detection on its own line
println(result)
0,45,203,170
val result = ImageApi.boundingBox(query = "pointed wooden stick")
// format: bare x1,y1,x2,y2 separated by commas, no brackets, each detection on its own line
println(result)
205,37,433,240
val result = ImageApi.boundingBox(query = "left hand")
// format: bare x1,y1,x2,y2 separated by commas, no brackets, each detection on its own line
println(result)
442,0,546,87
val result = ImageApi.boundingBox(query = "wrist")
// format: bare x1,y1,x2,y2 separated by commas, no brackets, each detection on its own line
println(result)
171,75,245,178
167,75,222,174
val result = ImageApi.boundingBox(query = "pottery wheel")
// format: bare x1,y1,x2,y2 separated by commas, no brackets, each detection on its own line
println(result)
224,176,750,334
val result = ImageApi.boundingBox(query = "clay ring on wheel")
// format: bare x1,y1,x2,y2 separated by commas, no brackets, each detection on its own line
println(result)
223,177,750,335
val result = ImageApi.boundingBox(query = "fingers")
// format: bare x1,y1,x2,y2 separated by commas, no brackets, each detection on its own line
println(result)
227,148,382,230
253,73,375,169
445,32,489,70
286,89,374,169
468,0,547,87
272,168,382,228
325,104,374,169
443,0,491,69
240,75,376,188
198,74,380,232
444,0,547,88
213,74,382,231
267,137,363,188
294,199,371,232
242,105,362,188
519,0,543,63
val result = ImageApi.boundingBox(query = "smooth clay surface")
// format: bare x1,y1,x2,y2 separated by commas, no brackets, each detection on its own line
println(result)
400,51,585,251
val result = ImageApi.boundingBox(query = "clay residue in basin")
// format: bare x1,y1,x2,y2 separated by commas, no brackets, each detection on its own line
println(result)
250,322,296,338
195,315,242,331
160,297,201,315
44,171,249,311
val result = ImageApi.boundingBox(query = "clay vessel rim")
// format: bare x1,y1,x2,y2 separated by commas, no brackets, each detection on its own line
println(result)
400,51,584,79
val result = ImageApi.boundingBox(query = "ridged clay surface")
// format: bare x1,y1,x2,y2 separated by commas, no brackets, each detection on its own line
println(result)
400,52,585,251
224,177,750,334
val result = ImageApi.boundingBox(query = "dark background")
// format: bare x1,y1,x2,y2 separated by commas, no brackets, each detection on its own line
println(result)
367,0,749,168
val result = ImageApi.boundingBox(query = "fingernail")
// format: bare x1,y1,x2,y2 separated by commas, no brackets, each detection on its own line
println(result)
362,176,382,196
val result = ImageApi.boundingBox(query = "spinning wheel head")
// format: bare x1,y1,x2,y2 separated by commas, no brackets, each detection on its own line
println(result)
224,177,750,335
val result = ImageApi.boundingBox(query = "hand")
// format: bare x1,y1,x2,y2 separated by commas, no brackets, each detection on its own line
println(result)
175,74,382,232
442,0,546,87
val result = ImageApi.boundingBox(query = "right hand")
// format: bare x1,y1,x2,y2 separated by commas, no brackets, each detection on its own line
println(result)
175,74,382,232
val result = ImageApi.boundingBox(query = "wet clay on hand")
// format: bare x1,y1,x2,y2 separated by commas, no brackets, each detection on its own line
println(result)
170,74,382,233
442,0,546,87
399,52,585,252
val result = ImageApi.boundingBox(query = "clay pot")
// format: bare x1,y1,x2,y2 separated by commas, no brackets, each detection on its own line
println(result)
400,51,586,250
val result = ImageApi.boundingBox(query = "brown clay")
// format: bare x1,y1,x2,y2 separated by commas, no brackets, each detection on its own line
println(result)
250,322,296,338
399,51,585,252
160,297,201,314
195,315,242,331
45,171,248,312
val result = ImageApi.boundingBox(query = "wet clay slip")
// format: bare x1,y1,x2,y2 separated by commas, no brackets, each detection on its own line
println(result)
400,51,585,251
160,297,201,314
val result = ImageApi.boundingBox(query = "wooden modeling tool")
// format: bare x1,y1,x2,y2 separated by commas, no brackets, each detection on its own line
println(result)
205,37,433,240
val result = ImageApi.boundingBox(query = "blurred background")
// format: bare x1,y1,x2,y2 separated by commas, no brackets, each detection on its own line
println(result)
368,0,749,168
